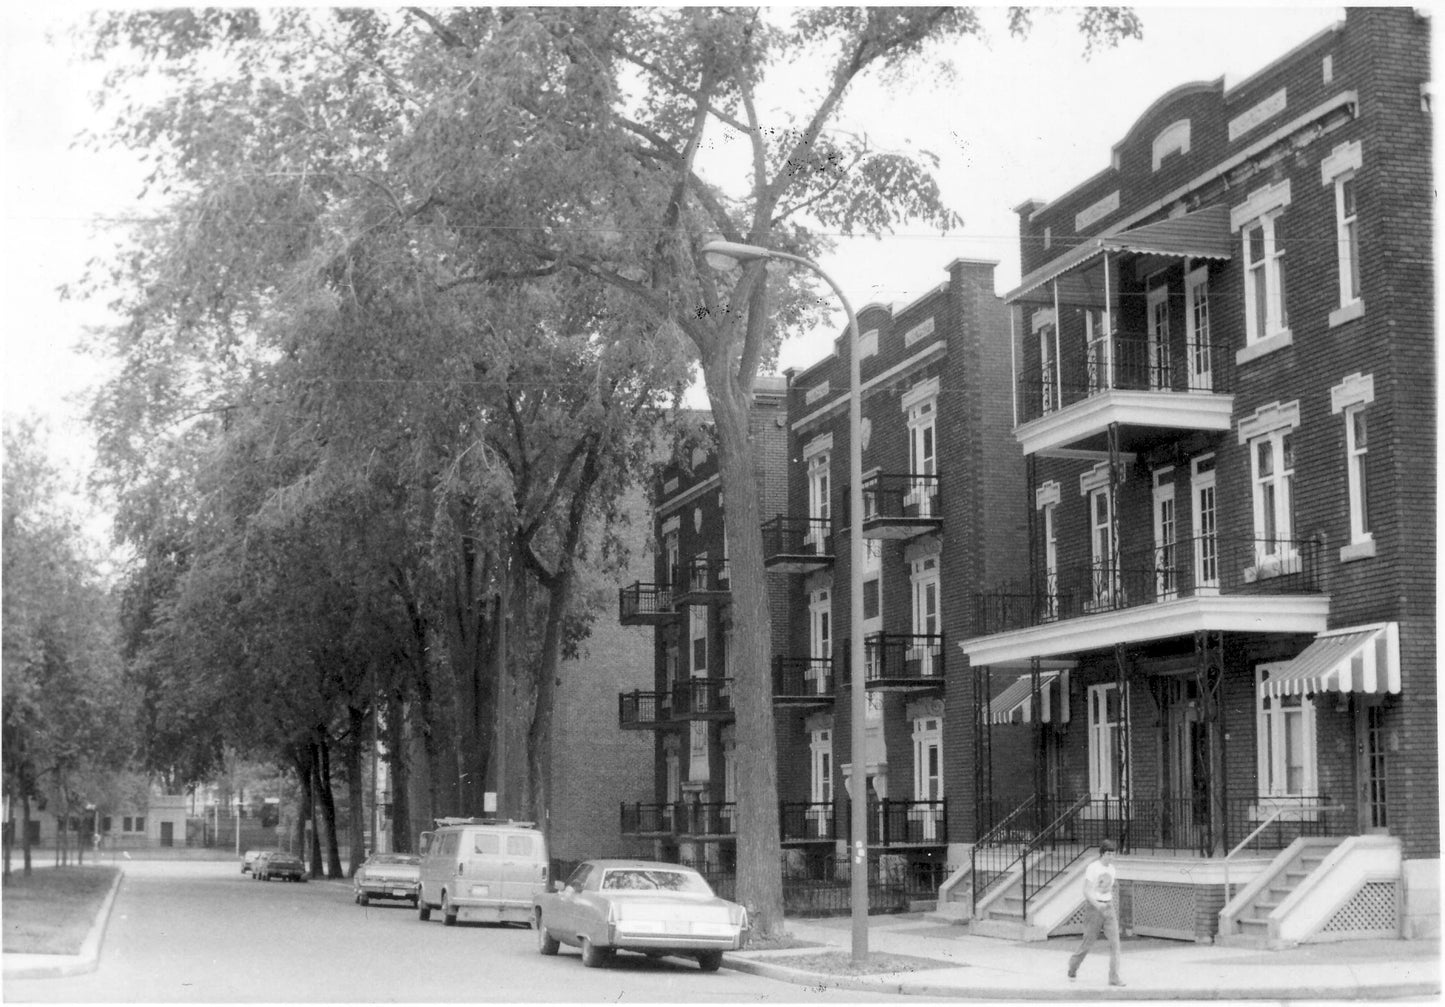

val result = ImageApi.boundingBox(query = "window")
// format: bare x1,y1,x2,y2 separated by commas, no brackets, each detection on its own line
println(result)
807,449,831,549
810,728,833,837
1192,455,1219,592
1085,308,1109,394
689,605,707,675
1232,181,1292,354
903,380,939,516
910,555,940,677
1146,282,1172,390
1345,405,1372,544
1039,322,1057,413
1153,470,1177,600
1250,430,1296,564
1243,210,1288,343
1255,665,1317,798
1322,140,1364,325
1042,501,1059,619
1089,487,1117,607
809,588,831,693
1087,684,1129,799
912,716,943,840
1185,265,1213,390
663,529,679,589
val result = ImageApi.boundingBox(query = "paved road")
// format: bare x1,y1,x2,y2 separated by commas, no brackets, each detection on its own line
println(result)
6,860,932,1002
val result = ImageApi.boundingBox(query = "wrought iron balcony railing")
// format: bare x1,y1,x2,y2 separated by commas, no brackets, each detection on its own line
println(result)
618,690,675,729
618,581,679,624
974,535,1322,635
780,801,839,842
671,677,734,718
762,516,834,572
856,473,942,539
842,633,945,689
846,799,946,846
772,656,835,705
1020,333,1233,425
674,557,731,603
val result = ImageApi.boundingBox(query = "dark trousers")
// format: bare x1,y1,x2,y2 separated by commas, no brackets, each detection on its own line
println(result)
1068,900,1122,982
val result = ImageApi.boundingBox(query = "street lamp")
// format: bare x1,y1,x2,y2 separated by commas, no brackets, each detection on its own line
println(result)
700,239,869,962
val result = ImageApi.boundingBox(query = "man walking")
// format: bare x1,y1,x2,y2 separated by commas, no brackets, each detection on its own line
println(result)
1068,838,1124,986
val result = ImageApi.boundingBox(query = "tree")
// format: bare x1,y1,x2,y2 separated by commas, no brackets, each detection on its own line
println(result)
80,5,1140,934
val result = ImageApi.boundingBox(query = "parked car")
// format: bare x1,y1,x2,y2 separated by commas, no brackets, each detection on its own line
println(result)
241,849,263,874
256,850,306,882
417,818,547,925
532,860,748,971
354,853,421,907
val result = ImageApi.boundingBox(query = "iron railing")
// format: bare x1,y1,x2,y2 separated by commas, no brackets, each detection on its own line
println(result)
671,678,734,717
860,472,942,525
846,632,945,685
617,582,676,621
975,535,1323,635
780,801,838,842
617,690,675,728
761,516,833,561
772,656,835,700
1020,333,1233,425
848,799,947,845
677,557,730,597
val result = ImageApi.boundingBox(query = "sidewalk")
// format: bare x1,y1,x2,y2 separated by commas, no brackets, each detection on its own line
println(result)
724,912,1442,1001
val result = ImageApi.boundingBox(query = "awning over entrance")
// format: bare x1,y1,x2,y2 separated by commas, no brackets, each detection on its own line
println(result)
989,670,1070,725
1259,623,1401,700
1005,204,1235,304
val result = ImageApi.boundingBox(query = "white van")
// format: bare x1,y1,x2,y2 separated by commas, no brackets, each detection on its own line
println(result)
417,818,548,925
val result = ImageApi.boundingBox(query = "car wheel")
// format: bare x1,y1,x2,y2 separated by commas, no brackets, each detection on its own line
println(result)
441,891,457,927
580,937,609,969
697,951,724,973
534,911,560,955
358,892,369,906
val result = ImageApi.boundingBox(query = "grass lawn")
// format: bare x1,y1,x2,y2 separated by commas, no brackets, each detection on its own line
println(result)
2,865,119,955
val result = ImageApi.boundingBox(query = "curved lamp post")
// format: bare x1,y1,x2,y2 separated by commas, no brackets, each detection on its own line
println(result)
700,239,869,961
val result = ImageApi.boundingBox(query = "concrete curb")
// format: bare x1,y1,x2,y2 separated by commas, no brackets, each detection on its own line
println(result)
723,952,1444,1001
3,867,124,980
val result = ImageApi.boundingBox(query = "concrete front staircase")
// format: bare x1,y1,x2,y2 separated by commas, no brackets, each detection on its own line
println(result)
967,849,1094,941
1218,835,1402,948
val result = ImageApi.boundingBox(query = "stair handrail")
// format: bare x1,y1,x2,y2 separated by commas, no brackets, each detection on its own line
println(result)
969,795,1037,911
1019,793,1093,919
1222,798,1343,900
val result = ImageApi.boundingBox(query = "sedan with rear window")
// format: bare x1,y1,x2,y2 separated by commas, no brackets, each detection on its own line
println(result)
532,860,748,972
354,853,421,907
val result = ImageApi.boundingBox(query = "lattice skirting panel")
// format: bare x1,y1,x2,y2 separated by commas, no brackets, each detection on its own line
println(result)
1129,881,1201,941
1313,880,1401,941
1049,901,1088,937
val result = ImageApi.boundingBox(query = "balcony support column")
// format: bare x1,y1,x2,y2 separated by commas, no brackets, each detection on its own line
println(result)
973,663,992,839
1195,630,1227,856
1113,643,1133,852
1030,657,1045,802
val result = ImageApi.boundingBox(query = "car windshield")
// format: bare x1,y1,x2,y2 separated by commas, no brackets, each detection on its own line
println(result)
370,854,419,866
599,869,712,894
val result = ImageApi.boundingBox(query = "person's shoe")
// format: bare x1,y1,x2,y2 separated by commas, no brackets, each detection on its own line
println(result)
1067,968,1077,980
1109,979,1127,987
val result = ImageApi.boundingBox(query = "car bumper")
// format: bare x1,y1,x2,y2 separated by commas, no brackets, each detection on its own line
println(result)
357,882,419,899
604,925,744,952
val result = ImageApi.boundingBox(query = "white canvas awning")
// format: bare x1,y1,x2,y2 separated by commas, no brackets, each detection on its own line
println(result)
1259,623,1401,699
989,670,1070,725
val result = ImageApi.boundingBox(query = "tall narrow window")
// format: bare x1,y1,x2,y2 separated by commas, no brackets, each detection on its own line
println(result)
1185,265,1213,390
910,556,940,678
1242,210,1289,344
1040,322,1057,414
862,540,882,682
1256,665,1317,798
1147,282,1172,390
1153,470,1177,600
905,390,938,517
809,588,831,693
806,444,831,551
1087,684,1129,800
663,530,679,591
689,605,708,676
1251,431,1296,563
1042,502,1059,619
1335,172,1361,306
1345,405,1372,543
912,717,943,840
1089,487,1116,607
810,729,833,837
1085,308,1109,394
1192,455,1219,592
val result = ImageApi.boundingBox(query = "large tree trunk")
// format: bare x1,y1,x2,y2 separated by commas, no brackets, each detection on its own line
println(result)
314,738,344,878
445,530,494,815
387,689,412,853
22,792,33,875
292,745,312,859
705,367,784,938
345,705,366,873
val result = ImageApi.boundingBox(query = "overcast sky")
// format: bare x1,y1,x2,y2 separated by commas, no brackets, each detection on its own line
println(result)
2,4,1354,477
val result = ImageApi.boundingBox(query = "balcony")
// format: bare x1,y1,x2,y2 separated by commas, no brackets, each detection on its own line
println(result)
849,632,945,691
780,801,838,843
843,799,946,846
671,677,734,720
678,801,736,839
617,582,679,625
617,690,677,730
762,516,834,574
862,473,942,540
1017,334,1235,456
772,657,835,708
673,557,731,606
966,535,1329,666
620,802,678,837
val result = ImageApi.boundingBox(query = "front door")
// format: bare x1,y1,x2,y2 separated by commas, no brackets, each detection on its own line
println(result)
160,821,174,847
1165,679,1209,853
1355,700,1389,833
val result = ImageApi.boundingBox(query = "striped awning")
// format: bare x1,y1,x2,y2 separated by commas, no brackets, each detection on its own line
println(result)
1006,204,1234,304
989,670,1070,725
1259,623,1401,700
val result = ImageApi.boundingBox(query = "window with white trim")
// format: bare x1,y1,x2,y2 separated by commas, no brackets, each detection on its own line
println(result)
1087,684,1129,799
1191,455,1219,592
1089,486,1117,607
861,539,882,685
1255,665,1317,798
1042,502,1059,619
1321,140,1364,324
1185,265,1213,390
1085,308,1109,394
1146,281,1172,391
810,728,833,808
689,604,707,675
808,588,831,693
1039,321,1058,413
912,716,943,840
1243,209,1288,344
663,529,679,590
910,555,940,678
1153,469,1177,600
903,380,939,517
1250,429,1296,563
1344,404,1372,543
807,449,831,547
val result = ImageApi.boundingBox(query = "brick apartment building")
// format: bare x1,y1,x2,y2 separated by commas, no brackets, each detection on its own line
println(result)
961,7,1435,944
611,6,1433,945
